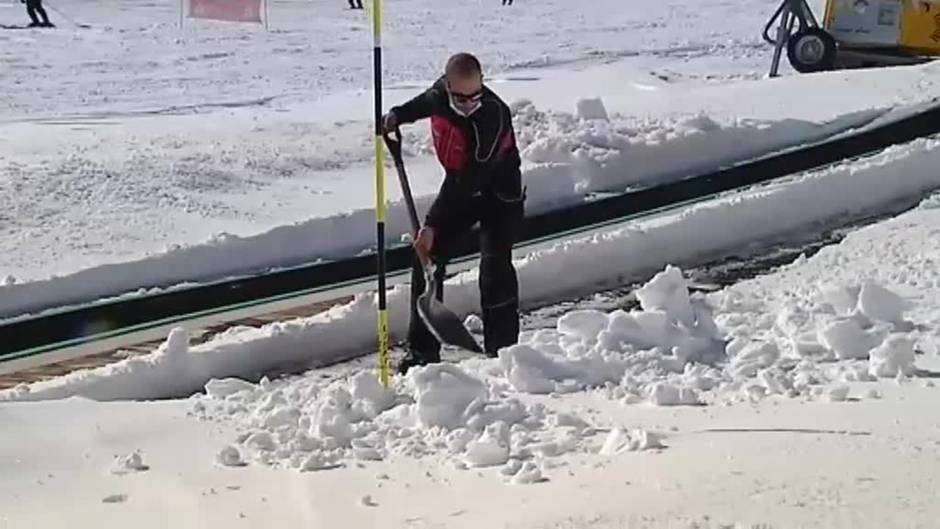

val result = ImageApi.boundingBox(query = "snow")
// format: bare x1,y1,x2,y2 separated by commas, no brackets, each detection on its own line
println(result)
0,0,784,306
5,193,940,526
8,0,940,525
7,0,940,315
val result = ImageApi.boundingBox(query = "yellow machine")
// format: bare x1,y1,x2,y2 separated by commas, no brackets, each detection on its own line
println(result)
766,0,940,75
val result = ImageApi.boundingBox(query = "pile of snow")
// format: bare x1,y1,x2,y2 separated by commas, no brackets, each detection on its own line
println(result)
190,366,592,483
6,134,940,402
500,266,724,400
186,264,924,481
0,102,882,319
175,267,726,479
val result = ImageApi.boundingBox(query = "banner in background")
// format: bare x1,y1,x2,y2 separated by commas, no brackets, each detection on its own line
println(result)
188,0,263,23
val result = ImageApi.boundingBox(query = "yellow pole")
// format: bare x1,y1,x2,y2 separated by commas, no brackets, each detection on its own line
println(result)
372,0,390,387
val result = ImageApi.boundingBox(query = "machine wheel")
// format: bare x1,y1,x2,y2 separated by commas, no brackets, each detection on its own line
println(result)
787,28,837,73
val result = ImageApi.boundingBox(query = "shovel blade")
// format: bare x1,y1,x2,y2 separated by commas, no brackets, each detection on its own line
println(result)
417,291,483,354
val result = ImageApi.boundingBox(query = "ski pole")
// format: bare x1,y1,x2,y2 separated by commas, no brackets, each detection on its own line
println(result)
371,0,389,387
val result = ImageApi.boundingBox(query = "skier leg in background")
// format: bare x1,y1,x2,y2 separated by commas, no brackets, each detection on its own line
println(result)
503,0,513,5
24,0,53,27
348,0,363,9
383,52,525,373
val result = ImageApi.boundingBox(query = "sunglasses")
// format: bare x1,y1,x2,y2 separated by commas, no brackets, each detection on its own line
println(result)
446,82,483,104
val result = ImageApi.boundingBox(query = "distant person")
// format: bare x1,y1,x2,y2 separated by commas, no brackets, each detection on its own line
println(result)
503,0,513,5
348,0,363,9
22,0,54,27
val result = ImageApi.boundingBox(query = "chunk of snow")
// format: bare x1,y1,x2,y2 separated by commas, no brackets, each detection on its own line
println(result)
464,314,484,333
827,385,851,402
464,422,511,468
500,459,523,477
820,285,860,316
557,310,609,343
599,428,664,455
204,378,255,399
869,335,916,378
110,451,149,475
648,383,700,406
154,327,189,360
300,452,338,472
818,319,879,360
635,266,694,327
731,341,779,377
511,461,545,484
349,371,396,418
464,438,509,468
216,446,246,467
575,98,609,121
410,364,487,430
857,282,908,324
244,432,276,451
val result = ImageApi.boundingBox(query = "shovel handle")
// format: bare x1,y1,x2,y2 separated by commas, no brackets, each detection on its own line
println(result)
382,128,431,266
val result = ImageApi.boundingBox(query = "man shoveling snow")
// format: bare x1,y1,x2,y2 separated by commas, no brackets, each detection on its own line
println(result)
383,53,525,373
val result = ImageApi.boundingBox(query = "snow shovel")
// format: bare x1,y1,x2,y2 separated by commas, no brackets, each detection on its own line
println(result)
383,128,484,354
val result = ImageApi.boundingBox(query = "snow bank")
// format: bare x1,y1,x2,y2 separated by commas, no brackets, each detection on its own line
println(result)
514,101,882,195
0,105,880,319
6,135,940,402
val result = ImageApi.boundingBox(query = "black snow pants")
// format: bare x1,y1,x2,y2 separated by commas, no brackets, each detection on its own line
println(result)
408,191,523,361
26,0,51,25
348,0,363,8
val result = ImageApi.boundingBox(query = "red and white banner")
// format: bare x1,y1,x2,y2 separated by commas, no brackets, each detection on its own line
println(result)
188,0,263,23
